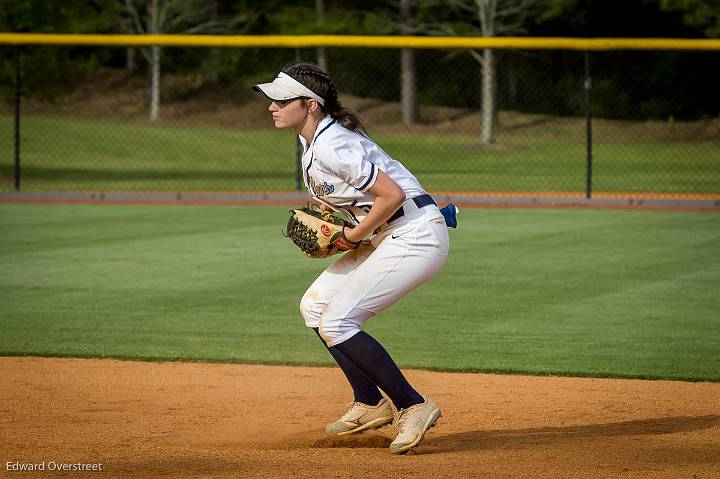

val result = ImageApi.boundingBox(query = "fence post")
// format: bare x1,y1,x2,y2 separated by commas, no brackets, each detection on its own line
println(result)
13,46,22,192
584,51,593,199
294,48,303,192
295,127,303,192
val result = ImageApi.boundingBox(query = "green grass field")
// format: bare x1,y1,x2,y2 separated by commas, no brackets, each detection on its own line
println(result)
1,203,718,381
1,114,718,194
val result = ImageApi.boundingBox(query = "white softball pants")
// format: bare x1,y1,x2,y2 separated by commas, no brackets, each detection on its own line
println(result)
299,201,449,347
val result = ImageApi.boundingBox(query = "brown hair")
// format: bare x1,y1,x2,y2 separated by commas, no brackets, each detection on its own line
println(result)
281,63,367,134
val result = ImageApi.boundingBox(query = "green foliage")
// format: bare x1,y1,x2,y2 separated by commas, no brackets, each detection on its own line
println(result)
1,0,718,118
0,0,116,33
657,0,720,37
0,0,119,103
264,4,395,35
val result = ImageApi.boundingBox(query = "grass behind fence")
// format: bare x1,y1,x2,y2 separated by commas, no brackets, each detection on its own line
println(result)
0,114,718,194
1,203,718,381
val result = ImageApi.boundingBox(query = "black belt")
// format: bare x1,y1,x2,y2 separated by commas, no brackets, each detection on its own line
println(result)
387,194,437,224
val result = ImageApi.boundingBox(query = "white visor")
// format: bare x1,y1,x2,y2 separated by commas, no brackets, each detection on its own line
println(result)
252,72,325,106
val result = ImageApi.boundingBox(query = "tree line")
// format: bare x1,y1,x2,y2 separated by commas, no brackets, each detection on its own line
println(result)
1,0,718,143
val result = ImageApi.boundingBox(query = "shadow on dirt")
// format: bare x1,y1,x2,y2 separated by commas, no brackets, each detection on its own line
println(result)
311,433,392,449
421,415,720,454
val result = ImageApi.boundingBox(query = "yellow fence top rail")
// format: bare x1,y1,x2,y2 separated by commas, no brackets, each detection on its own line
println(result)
1,33,719,51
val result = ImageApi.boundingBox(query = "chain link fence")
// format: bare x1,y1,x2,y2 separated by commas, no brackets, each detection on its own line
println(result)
1,41,718,198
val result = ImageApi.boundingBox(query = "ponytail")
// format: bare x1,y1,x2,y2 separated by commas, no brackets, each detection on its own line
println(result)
325,103,366,135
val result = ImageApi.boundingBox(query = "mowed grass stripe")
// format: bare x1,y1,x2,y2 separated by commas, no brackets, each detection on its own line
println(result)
0,204,718,380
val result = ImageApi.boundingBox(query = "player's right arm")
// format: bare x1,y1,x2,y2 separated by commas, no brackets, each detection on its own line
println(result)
343,170,404,243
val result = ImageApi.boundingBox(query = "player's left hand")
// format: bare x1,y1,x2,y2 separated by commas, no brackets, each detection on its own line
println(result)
284,206,360,258
330,226,361,251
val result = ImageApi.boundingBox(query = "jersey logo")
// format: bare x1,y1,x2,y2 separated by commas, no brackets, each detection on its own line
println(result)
321,224,331,236
308,177,335,197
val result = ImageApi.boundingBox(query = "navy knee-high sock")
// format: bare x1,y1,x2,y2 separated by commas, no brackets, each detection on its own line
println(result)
329,331,424,411
313,328,383,406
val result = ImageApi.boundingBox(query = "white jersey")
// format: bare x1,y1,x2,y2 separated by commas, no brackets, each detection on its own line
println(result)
297,118,449,349
299,116,427,224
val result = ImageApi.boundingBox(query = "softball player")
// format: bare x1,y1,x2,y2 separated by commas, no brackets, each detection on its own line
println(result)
254,63,450,454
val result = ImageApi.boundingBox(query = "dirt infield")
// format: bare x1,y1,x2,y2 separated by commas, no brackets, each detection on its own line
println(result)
2,357,719,479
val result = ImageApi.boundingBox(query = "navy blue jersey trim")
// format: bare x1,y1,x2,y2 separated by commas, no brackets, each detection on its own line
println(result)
305,154,314,195
304,119,335,197
358,163,377,191
343,207,361,225
311,119,337,148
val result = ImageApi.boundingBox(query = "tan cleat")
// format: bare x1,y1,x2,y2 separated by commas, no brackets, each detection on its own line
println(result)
389,397,441,454
325,398,394,436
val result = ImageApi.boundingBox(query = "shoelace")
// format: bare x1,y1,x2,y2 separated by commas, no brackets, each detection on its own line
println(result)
395,401,428,433
340,402,364,421
395,407,412,433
